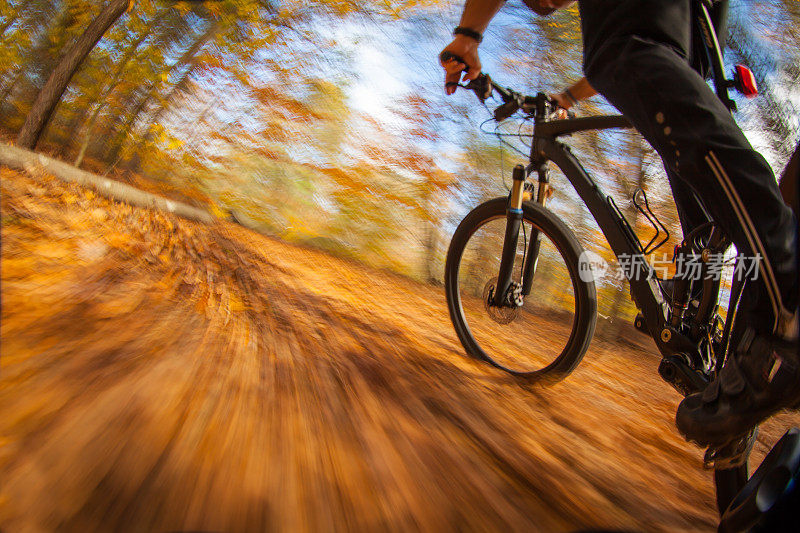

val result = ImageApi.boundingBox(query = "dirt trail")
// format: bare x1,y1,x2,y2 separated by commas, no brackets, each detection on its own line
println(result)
1,168,797,532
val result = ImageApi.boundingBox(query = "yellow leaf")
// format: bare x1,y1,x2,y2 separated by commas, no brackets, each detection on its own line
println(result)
167,138,184,150
228,293,246,312
105,232,130,249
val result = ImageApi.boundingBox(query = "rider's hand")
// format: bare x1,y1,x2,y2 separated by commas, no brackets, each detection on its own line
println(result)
440,35,482,95
550,92,571,119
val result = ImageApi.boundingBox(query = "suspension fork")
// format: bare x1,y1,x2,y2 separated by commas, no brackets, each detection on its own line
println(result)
493,164,526,306
521,163,549,296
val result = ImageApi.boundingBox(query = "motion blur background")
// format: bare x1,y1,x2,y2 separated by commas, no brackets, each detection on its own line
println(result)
1,0,799,530
2,0,797,320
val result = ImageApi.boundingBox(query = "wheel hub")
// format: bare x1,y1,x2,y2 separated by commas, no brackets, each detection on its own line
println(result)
482,279,523,325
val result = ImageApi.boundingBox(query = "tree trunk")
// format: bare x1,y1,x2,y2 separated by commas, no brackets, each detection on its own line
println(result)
424,221,442,285
115,20,220,167
73,7,169,167
85,15,191,162
126,62,199,171
0,3,69,106
145,66,195,128
105,87,155,163
16,0,130,150
0,142,213,223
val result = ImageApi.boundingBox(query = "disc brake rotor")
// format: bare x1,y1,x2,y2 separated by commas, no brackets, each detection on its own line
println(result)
482,278,521,325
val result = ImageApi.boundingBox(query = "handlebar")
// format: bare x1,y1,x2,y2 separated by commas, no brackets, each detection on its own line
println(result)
440,51,566,122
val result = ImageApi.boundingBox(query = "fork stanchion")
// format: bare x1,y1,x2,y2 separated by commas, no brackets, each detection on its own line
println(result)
493,165,526,307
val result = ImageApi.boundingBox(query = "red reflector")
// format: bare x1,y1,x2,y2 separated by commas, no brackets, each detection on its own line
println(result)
734,65,758,98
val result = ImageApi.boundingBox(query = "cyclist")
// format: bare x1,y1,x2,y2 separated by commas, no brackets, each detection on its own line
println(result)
439,0,799,448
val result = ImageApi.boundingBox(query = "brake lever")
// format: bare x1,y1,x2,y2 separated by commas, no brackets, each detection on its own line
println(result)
439,51,493,102
466,75,492,103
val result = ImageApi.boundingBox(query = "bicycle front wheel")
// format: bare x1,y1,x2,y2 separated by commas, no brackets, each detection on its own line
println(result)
445,198,597,381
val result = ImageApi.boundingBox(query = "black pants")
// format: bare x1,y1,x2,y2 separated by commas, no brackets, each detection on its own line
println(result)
584,35,798,337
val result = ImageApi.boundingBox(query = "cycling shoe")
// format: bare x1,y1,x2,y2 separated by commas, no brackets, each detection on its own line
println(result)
676,327,800,447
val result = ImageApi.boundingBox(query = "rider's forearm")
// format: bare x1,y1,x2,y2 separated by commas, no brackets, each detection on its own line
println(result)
458,0,505,33
566,78,597,103
523,0,575,16
552,77,596,112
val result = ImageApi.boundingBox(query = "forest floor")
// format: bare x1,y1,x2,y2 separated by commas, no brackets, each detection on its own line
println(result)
2,167,798,532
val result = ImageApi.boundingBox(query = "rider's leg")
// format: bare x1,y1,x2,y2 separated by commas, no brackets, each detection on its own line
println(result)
585,35,799,445
658,174,711,302
667,172,712,240
665,175,712,301
586,36,797,337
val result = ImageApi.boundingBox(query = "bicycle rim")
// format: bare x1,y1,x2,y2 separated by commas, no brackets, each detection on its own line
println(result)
446,199,596,379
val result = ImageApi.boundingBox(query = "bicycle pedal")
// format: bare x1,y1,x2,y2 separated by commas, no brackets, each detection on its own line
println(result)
703,427,758,470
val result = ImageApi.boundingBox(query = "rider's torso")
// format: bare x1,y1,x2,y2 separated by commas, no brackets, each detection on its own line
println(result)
579,0,696,76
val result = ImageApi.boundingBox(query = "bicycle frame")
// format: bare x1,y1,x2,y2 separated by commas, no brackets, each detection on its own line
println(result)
498,0,747,377
529,118,692,361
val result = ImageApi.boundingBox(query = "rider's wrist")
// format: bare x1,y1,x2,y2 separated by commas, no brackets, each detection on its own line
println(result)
451,34,479,53
454,26,483,43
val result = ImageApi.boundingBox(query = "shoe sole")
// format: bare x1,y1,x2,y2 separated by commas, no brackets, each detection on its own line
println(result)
679,403,800,448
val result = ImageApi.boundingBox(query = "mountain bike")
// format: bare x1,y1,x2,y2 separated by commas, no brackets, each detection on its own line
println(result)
440,3,800,529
